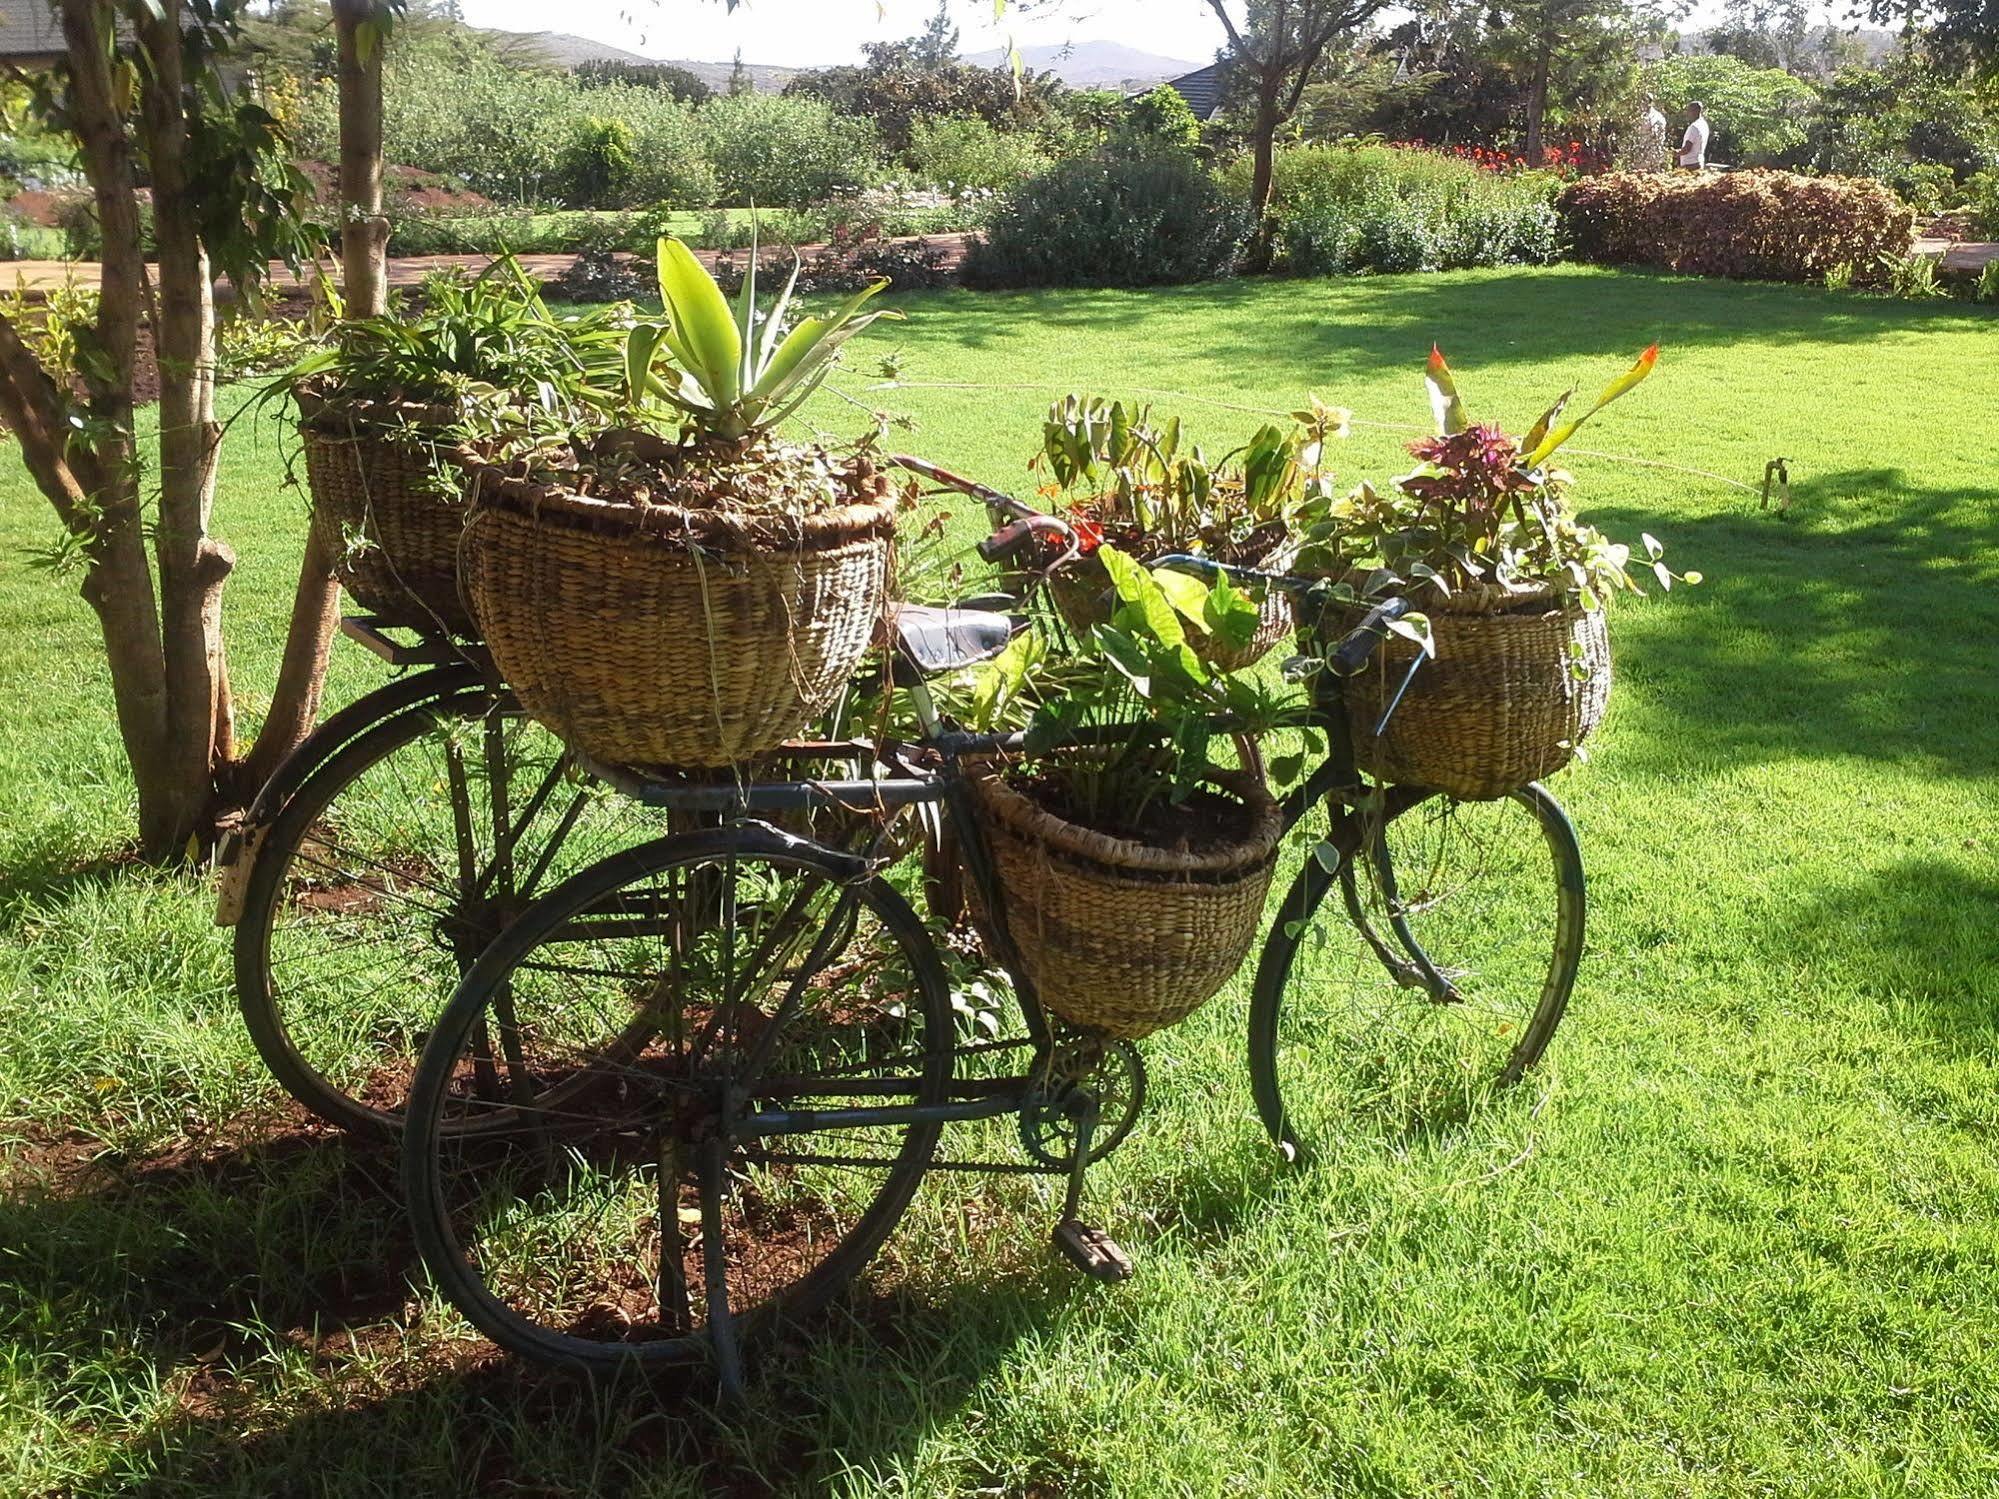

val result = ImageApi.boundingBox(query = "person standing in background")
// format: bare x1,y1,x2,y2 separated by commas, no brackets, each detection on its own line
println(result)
1643,99,1671,170
1678,101,1711,170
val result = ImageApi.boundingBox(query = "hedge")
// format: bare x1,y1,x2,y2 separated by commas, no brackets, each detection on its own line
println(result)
1556,169,1915,283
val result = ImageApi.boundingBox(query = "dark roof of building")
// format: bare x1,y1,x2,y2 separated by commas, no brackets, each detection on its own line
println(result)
1161,62,1227,121
0,0,63,61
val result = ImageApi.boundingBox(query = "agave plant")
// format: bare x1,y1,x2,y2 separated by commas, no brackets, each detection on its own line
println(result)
624,235,897,442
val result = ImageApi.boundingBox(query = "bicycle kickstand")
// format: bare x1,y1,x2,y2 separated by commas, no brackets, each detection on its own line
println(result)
1051,1096,1133,1283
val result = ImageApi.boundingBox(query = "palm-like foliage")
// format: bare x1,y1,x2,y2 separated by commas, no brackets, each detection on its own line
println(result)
625,235,897,442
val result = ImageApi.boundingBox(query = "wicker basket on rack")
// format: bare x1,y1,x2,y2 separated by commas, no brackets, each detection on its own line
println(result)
1331,583,1612,801
459,445,899,768
1047,560,1292,673
295,381,474,637
966,768,1282,1039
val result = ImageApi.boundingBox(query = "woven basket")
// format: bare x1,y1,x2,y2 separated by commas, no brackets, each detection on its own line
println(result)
966,768,1281,1039
1048,558,1293,673
295,383,474,636
459,450,899,768
1331,584,1612,801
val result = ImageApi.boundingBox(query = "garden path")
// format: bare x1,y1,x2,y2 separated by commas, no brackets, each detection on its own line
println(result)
0,231,975,296
1913,234,1999,272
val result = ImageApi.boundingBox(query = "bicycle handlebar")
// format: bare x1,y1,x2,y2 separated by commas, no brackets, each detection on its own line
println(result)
889,454,1036,520
1328,596,1413,677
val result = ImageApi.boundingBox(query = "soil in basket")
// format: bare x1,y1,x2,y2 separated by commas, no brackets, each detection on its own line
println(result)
1013,775,1253,855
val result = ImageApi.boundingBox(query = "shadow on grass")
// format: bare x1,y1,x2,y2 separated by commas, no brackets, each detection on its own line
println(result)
1587,468,1999,781
1779,855,1999,1059
0,1123,1091,1496
891,268,1998,373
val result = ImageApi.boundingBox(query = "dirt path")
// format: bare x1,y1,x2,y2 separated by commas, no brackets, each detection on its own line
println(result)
1,232,974,296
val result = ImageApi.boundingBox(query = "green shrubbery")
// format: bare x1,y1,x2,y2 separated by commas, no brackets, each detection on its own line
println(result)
1256,145,1561,275
1558,169,1915,283
963,149,1250,289
288,51,862,210
906,115,1051,195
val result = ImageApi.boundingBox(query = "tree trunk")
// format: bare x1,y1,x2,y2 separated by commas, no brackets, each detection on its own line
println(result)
1244,77,1284,274
1525,37,1552,166
240,0,390,794
139,0,236,853
333,0,390,319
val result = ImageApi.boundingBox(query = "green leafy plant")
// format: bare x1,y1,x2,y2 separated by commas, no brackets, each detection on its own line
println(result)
1876,252,1948,300
283,256,628,433
1031,393,1348,565
1975,260,1999,305
623,234,897,442
1292,346,1699,617
965,545,1295,837
1824,260,1856,292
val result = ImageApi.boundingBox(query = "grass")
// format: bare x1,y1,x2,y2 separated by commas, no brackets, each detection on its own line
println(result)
2,264,1998,1495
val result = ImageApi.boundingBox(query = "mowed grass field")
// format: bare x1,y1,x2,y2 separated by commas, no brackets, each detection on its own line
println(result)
1,266,1996,1496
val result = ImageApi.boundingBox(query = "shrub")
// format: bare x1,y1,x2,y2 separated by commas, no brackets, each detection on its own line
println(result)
559,117,637,208
1965,169,1999,238
697,93,882,208
1260,145,1560,276
963,150,1249,289
710,236,955,295
0,208,67,261
1124,85,1204,153
1557,170,1915,283
906,115,1050,194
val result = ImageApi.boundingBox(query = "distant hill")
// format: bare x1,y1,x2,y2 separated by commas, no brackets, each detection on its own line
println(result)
484,30,800,93
962,40,1201,89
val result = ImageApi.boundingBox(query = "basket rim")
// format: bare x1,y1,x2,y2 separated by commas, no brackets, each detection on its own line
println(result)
293,375,461,433
462,451,901,551
969,765,1281,879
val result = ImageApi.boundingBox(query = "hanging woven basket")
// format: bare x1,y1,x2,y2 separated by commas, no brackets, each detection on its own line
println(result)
966,767,1281,1039
295,380,475,637
1330,583,1612,801
1047,558,1293,674
459,443,900,768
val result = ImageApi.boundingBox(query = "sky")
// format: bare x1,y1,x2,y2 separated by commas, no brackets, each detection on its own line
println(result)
454,0,1837,70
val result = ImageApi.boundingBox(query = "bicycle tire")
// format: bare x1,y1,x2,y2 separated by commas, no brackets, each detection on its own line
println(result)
1248,782,1585,1161
403,824,952,1372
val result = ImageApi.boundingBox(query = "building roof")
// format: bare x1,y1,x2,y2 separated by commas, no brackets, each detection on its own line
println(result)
0,0,64,63
1160,62,1228,121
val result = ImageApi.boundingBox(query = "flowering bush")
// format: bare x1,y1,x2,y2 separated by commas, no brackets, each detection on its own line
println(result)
1557,169,1915,283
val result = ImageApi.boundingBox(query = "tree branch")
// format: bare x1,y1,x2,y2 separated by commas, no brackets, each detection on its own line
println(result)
1204,0,1249,54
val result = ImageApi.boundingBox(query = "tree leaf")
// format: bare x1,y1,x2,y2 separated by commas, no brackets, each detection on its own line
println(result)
655,236,742,409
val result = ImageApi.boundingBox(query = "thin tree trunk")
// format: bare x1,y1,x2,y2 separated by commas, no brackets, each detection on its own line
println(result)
241,0,388,794
139,0,235,852
333,0,390,319
1526,37,1552,166
1245,79,1283,273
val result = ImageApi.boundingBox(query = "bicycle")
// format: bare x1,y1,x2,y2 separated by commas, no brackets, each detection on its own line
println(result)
396,459,1587,1393
218,620,655,1137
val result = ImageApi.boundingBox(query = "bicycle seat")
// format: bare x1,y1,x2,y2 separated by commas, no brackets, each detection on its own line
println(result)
890,604,1019,685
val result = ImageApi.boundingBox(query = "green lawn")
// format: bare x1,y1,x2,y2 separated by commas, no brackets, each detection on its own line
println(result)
3,265,1997,1495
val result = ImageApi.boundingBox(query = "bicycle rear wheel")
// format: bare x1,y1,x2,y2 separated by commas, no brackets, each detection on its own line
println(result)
402,826,951,1372
234,688,647,1136
1249,784,1584,1160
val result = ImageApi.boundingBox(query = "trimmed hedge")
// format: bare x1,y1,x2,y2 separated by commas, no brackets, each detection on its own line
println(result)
1557,169,1914,283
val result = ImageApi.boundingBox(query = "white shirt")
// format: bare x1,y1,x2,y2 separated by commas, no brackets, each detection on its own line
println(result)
1678,116,1711,168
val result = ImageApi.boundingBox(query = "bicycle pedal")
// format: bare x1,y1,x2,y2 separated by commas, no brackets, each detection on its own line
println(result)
1053,1219,1133,1282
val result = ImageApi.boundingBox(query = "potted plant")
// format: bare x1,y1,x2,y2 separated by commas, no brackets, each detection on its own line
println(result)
957,548,1290,1038
458,238,902,768
286,259,625,636
1025,395,1346,671
1290,345,1697,800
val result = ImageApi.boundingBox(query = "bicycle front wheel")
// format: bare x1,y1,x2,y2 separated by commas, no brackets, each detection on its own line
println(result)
1249,783,1584,1160
403,826,951,1372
